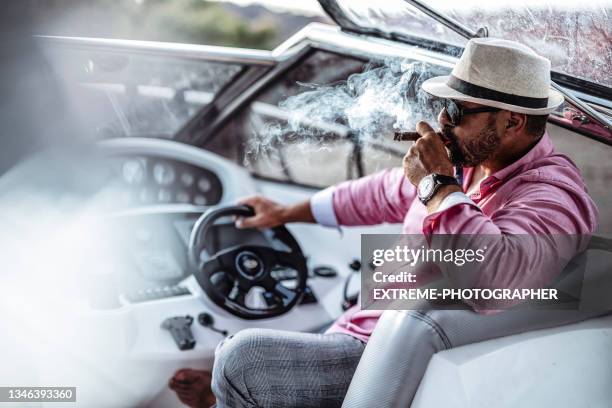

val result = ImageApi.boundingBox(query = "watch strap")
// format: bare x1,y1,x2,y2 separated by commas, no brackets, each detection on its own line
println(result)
432,174,459,186
419,173,459,205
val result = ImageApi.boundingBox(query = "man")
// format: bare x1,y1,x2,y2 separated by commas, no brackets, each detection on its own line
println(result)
169,38,598,407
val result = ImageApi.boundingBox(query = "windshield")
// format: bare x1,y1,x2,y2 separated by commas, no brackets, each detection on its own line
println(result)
45,45,243,139
332,0,611,88
334,0,467,47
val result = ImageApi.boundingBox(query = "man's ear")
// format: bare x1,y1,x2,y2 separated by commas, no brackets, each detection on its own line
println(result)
506,111,527,133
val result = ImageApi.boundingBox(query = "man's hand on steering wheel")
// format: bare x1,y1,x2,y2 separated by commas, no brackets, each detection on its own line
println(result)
236,195,316,229
235,195,288,229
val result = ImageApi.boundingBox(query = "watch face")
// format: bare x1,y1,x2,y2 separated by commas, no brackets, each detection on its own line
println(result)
418,175,435,199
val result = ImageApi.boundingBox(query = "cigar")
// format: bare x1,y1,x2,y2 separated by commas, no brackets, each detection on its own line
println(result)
394,131,449,146
393,131,421,141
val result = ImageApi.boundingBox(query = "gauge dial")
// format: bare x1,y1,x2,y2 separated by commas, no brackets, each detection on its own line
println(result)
153,162,175,185
181,172,194,186
194,195,207,206
197,177,211,192
158,189,172,203
176,191,190,203
121,159,145,185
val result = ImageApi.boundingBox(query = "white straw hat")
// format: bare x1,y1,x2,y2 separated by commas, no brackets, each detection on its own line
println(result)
422,38,564,115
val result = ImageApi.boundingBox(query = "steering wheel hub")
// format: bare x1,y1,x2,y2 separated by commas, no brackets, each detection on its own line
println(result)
235,251,264,280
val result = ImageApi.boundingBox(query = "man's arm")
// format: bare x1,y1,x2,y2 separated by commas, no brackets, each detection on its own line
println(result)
423,182,597,235
403,121,598,307
235,195,315,229
424,183,597,311
237,165,418,229
326,167,418,226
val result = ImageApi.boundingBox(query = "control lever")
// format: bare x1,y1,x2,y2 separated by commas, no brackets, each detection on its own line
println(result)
161,315,196,351
198,312,228,336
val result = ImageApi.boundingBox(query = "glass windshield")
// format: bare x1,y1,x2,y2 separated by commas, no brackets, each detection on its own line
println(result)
44,46,243,140
429,0,611,88
212,50,450,188
332,0,611,88
334,0,467,47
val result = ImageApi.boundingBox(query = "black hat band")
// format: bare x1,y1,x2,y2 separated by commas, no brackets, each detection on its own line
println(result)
447,75,549,109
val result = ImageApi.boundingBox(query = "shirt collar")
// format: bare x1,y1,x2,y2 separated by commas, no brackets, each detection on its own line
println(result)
460,132,554,195
489,132,554,183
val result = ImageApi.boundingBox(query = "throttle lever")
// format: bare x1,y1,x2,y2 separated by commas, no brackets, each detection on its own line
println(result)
161,315,196,350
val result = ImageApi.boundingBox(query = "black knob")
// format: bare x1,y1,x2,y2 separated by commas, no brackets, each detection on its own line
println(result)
349,259,361,271
198,312,214,326
313,266,338,278
198,312,228,336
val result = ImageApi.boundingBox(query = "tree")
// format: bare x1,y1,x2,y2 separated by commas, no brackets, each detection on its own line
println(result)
34,0,278,49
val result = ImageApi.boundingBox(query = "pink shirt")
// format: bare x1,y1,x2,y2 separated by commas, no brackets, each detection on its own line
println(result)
312,133,598,343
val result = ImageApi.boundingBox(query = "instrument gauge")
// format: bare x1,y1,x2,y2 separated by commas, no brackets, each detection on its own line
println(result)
194,195,207,206
176,191,190,203
158,189,172,203
181,172,194,186
197,177,211,192
153,162,175,186
121,159,145,185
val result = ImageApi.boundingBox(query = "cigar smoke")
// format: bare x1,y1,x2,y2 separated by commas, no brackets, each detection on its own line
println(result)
245,60,448,166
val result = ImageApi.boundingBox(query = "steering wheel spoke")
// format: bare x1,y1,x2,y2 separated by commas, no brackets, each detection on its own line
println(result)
229,282,249,306
261,275,278,291
216,247,242,270
237,276,255,293
271,283,297,306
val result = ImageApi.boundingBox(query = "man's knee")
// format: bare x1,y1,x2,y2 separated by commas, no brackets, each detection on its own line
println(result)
211,328,272,406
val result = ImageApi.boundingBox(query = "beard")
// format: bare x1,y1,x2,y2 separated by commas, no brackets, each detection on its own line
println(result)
442,118,501,167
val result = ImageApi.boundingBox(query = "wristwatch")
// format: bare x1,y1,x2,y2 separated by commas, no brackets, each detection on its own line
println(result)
417,173,459,205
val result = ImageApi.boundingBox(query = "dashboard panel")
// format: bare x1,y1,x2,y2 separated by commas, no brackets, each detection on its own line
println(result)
103,211,276,306
97,137,258,210
88,138,260,305
113,155,223,207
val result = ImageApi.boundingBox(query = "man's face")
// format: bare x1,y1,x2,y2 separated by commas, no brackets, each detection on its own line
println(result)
437,101,502,167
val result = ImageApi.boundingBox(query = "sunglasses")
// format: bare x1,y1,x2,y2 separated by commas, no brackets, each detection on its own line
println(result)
441,99,501,127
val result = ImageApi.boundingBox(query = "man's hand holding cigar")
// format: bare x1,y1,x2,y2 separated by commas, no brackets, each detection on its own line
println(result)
401,121,462,212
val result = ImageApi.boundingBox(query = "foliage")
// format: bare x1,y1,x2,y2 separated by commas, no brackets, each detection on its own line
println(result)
35,0,279,49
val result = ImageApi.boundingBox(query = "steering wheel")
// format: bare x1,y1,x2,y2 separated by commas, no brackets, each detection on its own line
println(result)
188,205,308,320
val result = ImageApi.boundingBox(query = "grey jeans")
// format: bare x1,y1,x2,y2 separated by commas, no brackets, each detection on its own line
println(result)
211,330,365,408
